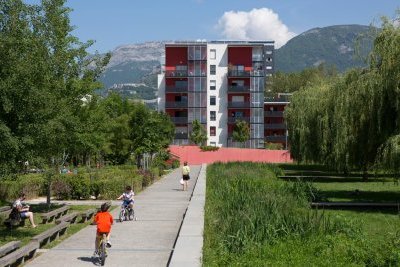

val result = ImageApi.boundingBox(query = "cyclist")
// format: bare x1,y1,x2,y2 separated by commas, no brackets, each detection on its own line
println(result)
93,201,113,256
117,185,135,211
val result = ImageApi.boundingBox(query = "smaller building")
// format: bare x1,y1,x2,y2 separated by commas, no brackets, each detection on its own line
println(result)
264,93,291,149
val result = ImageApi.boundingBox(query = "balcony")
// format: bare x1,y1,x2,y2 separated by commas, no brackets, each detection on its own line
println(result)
228,70,251,77
171,117,188,124
165,101,188,108
174,133,188,139
165,70,188,77
252,55,263,62
228,86,250,93
228,117,250,124
165,86,187,93
264,123,286,130
228,102,251,108
265,135,286,142
265,111,284,117
265,96,290,103
187,71,206,77
250,70,265,76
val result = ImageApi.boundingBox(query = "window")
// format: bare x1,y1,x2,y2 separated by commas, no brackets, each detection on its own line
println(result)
210,80,216,90
210,49,216,60
210,96,216,105
210,111,216,121
210,126,216,136
210,65,216,75
210,142,216,146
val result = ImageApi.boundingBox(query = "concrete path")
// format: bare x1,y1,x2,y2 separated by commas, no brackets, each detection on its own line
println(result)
26,165,202,267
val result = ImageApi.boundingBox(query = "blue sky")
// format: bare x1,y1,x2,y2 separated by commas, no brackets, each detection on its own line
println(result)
60,0,400,52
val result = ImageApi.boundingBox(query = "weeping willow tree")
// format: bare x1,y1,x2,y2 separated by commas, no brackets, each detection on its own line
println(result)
286,13,400,175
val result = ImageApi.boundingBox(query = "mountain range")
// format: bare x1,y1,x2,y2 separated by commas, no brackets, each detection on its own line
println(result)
98,24,375,99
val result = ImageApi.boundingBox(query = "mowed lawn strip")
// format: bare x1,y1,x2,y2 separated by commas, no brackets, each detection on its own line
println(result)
0,205,97,247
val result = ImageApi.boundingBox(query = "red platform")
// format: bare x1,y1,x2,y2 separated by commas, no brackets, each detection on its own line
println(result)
169,145,292,165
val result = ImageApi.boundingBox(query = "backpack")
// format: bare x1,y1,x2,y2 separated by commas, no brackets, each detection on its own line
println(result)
6,208,22,227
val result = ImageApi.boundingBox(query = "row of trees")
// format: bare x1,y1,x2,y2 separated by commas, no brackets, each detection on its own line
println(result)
189,119,250,148
285,16,400,176
0,0,174,175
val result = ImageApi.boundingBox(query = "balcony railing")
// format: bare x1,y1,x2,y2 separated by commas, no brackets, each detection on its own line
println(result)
264,123,286,130
228,102,251,108
265,135,286,142
228,117,250,124
174,133,188,139
187,71,207,77
250,70,265,76
252,56,263,61
165,70,188,77
228,70,251,77
228,86,250,93
265,96,290,103
264,111,284,117
165,86,188,93
165,101,188,108
171,117,188,124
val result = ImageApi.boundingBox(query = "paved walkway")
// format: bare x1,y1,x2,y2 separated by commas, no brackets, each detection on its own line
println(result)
26,165,202,267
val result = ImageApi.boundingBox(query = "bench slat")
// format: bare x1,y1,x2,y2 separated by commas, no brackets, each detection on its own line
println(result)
0,206,11,212
79,209,97,223
40,205,70,224
32,222,69,246
55,212,79,224
0,241,21,258
0,241,39,267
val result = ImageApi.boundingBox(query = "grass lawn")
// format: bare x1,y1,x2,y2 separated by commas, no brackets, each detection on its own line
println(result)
0,204,98,247
325,209,400,241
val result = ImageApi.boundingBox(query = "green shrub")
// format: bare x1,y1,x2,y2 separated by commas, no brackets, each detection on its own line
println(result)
265,142,284,150
64,175,91,200
171,159,180,169
200,145,219,151
0,174,44,201
51,178,71,200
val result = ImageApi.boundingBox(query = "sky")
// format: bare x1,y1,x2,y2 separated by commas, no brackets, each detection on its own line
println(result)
53,0,400,52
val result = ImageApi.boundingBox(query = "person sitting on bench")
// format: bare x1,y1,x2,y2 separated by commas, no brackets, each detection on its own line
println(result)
13,193,37,228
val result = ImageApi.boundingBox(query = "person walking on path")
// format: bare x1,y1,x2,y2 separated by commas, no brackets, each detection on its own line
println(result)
181,161,190,191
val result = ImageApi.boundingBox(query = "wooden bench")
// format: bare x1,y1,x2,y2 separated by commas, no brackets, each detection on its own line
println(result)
55,212,79,225
0,206,11,212
40,205,70,224
32,221,69,247
0,208,12,219
0,241,39,267
79,209,97,223
0,241,21,258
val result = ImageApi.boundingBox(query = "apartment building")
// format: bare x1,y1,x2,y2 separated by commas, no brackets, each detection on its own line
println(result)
158,41,274,148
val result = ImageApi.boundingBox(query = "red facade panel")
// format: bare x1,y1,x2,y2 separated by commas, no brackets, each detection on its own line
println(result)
228,47,252,67
165,47,187,70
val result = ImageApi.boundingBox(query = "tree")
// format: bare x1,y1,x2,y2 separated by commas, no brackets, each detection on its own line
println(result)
232,120,250,148
189,119,207,146
0,0,109,205
130,103,174,168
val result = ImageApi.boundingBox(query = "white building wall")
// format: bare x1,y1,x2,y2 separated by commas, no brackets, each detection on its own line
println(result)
157,73,165,112
207,44,228,147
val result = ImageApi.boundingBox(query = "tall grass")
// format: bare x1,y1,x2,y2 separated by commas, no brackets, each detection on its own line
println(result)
203,162,400,266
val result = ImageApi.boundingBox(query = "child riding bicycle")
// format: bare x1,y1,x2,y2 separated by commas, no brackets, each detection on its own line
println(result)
117,185,135,210
93,201,113,256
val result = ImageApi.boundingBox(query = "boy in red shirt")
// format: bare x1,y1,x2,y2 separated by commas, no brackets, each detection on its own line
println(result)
93,201,113,256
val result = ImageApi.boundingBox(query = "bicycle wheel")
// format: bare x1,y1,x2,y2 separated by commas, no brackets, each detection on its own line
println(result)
100,234,107,266
128,208,134,220
119,209,125,222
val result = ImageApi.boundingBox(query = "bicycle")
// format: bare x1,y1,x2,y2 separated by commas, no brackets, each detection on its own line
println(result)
97,233,108,266
119,204,135,222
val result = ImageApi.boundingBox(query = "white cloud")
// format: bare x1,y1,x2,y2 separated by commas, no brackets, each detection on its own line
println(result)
216,8,296,48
